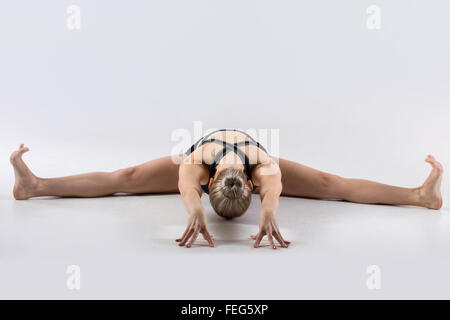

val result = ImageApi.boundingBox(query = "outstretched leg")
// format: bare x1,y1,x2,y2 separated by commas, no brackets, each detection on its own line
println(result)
278,156,443,209
10,144,180,199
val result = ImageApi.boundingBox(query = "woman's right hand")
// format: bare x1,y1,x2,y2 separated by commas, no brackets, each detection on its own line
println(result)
176,212,215,248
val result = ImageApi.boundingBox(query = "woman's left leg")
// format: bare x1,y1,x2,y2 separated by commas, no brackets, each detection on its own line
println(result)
10,144,181,199
277,155,443,209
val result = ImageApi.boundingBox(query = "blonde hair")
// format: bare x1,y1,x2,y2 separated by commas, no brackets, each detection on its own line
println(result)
209,168,252,219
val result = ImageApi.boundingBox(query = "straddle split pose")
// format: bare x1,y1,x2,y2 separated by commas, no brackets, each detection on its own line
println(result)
10,129,443,249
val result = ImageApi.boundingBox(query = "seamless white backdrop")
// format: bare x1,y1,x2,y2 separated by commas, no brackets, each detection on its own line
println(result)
0,0,449,299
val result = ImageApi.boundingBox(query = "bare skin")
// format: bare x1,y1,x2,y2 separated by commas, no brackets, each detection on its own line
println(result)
175,129,293,249
10,143,444,249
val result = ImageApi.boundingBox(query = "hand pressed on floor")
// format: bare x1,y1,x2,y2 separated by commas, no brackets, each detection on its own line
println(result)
176,212,215,248
251,214,290,249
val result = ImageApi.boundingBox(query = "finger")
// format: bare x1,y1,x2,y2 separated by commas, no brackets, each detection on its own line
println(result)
178,226,190,241
179,229,194,246
267,231,277,249
277,231,291,245
176,231,187,242
186,228,200,248
250,234,257,240
202,229,215,247
176,223,193,242
201,229,215,247
179,228,194,246
253,232,264,248
272,231,287,248
272,226,289,247
272,223,290,246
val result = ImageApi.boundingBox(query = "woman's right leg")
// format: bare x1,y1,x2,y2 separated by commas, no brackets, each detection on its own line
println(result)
10,144,180,199
277,156,443,209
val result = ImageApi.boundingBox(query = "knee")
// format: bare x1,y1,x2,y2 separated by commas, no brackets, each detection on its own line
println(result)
112,167,138,184
318,172,344,198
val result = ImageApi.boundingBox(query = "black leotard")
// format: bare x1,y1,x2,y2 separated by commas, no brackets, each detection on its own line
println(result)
185,129,268,194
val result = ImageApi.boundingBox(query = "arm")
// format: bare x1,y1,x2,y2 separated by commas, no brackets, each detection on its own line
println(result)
176,157,214,248
252,160,290,249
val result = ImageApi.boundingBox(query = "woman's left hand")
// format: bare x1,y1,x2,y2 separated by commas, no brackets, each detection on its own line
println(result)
251,214,290,249
176,211,215,248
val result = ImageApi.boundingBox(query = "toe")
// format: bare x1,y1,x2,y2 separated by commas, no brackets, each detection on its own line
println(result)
425,155,441,168
18,145,29,155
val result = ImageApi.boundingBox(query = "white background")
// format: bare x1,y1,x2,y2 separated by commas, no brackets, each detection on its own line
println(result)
0,0,449,299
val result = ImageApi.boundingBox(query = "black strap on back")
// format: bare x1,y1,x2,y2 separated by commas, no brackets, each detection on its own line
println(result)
185,129,268,192
199,138,258,180
186,128,267,157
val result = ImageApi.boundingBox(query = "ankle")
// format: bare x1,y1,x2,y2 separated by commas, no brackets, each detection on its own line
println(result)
33,177,46,197
416,185,442,209
413,186,426,207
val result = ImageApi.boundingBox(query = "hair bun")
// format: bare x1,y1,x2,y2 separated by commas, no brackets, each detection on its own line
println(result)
209,168,252,219
222,176,243,199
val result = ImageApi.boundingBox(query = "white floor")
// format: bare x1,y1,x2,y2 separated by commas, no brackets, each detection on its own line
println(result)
1,138,450,299
1,122,450,299
1,191,449,299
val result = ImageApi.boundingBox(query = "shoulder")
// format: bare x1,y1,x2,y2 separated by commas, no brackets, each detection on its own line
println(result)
179,153,209,189
251,157,281,185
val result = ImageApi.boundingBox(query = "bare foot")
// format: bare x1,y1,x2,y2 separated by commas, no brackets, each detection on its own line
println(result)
10,144,38,200
419,155,443,210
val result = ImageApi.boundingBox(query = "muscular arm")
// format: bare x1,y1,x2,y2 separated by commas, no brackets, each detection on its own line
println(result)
258,169,282,217
178,162,205,217
176,156,214,248
252,160,290,249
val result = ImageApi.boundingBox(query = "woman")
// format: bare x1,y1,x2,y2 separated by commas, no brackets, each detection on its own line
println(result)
10,129,444,249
